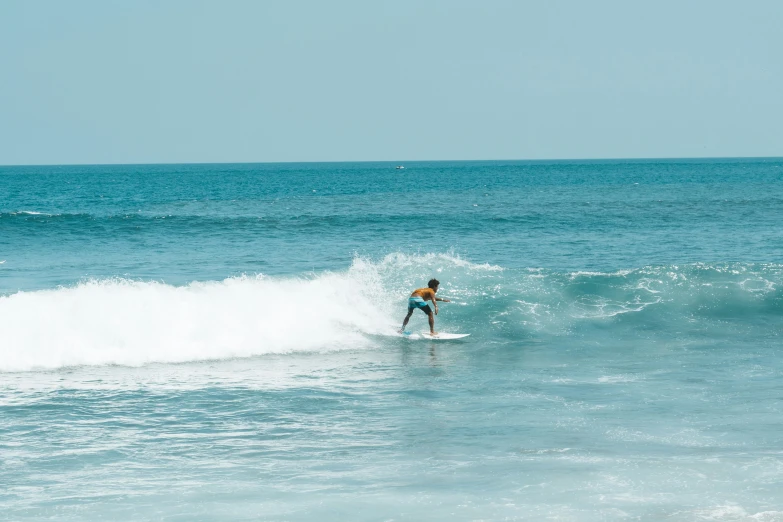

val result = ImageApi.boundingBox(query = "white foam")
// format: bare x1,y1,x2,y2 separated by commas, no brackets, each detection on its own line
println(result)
0,272,393,372
693,505,783,521
568,269,634,279
597,375,638,384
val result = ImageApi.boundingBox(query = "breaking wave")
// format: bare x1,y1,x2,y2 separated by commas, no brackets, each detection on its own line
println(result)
1,254,780,371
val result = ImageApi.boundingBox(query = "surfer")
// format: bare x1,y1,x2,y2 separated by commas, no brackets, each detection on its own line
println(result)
399,279,451,336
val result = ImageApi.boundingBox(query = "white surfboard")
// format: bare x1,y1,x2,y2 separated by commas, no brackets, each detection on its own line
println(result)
400,331,470,340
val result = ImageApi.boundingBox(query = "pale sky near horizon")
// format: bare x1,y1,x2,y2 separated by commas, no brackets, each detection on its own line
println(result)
1,0,781,165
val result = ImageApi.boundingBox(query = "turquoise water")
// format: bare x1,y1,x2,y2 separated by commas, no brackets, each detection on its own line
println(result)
2,159,783,520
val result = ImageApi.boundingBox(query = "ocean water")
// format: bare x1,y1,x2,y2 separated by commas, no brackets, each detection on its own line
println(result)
1,159,783,520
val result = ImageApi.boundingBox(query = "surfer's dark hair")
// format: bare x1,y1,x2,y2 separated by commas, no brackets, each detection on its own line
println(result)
428,279,440,289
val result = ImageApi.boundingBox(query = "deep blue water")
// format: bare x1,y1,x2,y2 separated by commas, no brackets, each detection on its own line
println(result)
2,159,783,520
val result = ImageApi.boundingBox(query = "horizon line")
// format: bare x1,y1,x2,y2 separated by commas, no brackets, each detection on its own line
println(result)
2,155,782,168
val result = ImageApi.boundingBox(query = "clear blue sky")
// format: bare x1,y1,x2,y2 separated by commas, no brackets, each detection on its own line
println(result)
1,0,781,164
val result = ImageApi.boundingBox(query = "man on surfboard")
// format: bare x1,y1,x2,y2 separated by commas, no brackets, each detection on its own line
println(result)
399,279,450,336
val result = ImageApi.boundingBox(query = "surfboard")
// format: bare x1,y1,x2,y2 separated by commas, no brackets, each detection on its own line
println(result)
400,331,470,340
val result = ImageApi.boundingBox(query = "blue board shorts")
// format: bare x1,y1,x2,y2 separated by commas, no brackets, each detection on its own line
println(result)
408,296,433,314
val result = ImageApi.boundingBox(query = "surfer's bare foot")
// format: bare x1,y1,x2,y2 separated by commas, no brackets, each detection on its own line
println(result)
430,331,438,336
